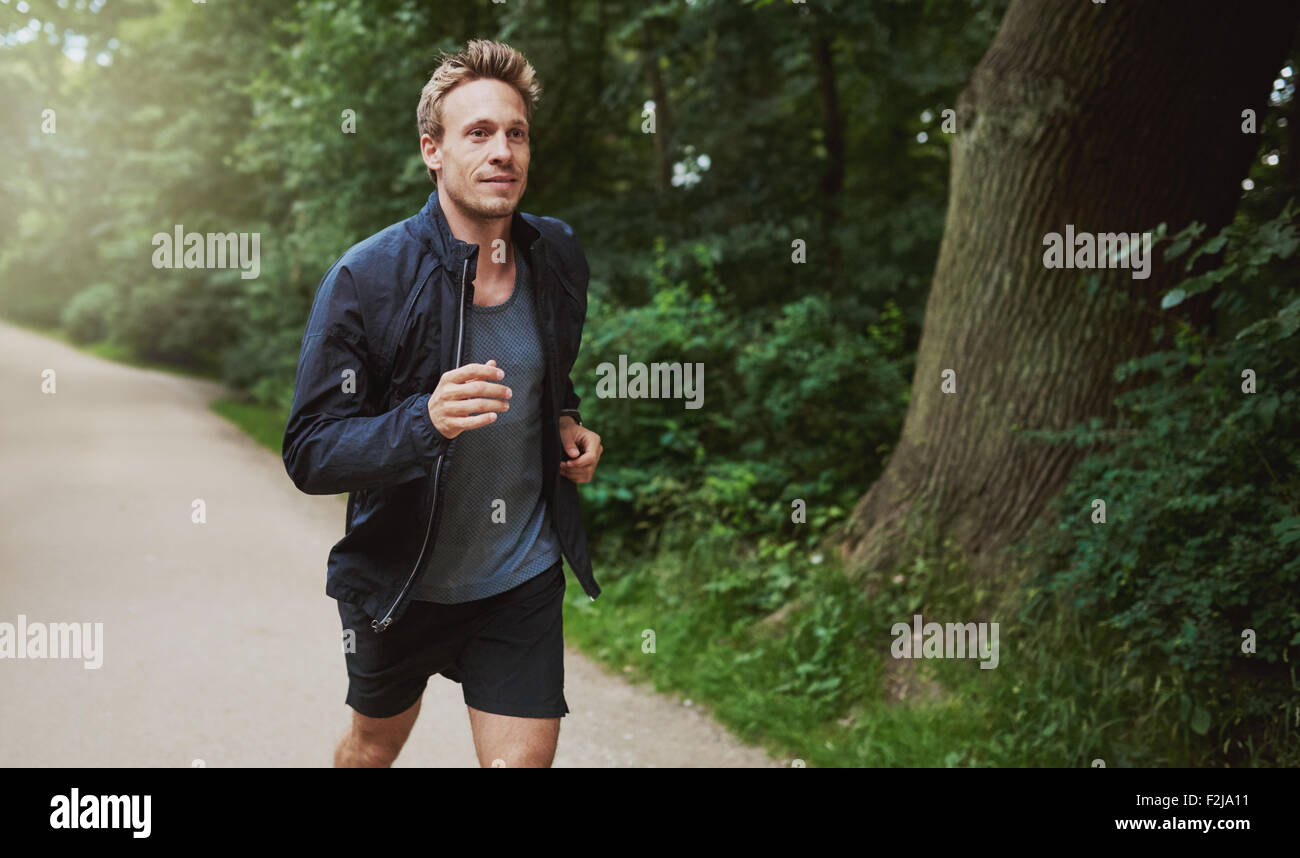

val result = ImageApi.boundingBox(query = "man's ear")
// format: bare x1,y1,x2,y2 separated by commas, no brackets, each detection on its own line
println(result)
420,134,441,174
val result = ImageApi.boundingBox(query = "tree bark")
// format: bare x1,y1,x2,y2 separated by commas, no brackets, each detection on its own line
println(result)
838,0,1300,582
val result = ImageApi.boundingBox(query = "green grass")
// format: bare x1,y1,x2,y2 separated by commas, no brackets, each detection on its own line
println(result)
210,398,289,454
559,544,1010,767
562,531,1297,768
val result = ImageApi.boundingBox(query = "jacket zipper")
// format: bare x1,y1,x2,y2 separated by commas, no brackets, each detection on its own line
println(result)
371,257,470,632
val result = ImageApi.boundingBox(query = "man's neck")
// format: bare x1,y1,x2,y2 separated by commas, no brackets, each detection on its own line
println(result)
438,190,513,269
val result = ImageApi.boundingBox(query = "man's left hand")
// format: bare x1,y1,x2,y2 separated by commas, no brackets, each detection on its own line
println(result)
559,417,602,483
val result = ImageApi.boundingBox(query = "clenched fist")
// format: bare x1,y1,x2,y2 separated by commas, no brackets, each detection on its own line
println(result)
426,359,512,439
559,416,602,483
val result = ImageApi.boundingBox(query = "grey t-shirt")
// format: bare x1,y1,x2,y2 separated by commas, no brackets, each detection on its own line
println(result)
410,244,563,603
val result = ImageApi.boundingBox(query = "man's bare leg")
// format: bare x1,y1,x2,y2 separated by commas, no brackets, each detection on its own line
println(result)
335,697,422,767
467,705,560,767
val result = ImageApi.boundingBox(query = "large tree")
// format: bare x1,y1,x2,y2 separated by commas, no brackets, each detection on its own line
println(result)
839,0,1300,581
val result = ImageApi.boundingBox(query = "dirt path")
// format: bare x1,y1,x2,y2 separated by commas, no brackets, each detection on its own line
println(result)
0,320,780,767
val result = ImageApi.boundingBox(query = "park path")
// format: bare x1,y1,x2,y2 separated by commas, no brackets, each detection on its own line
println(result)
0,320,780,767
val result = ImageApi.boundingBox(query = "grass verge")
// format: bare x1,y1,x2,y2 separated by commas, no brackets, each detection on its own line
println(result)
559,539,1011,767
210,397,289,455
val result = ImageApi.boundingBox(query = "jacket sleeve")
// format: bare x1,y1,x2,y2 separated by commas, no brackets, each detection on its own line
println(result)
558,224,588,425
282,259,448,495
560,376,582,425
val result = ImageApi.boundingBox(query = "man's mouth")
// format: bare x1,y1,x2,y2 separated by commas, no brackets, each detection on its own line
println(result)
481,176,516,184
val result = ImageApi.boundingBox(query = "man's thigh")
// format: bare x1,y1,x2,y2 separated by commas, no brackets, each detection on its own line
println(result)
467,706,560,767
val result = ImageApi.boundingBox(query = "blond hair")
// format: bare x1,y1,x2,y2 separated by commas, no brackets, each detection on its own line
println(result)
417,39,542,185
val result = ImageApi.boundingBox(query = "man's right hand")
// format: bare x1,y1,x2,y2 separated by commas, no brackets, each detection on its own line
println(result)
426,359,512,439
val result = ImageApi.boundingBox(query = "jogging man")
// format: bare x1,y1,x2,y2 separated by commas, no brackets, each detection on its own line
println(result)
283,39,603,768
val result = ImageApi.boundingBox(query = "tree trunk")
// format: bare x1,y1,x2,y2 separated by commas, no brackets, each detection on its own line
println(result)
838,0,1300,582
812,29,845,287
643,26,675,192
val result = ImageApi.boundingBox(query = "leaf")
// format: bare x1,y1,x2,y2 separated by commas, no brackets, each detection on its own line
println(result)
1163,239,1190,261
1160,289,1186,310
1270,517,1300,546
1190,706,1211,736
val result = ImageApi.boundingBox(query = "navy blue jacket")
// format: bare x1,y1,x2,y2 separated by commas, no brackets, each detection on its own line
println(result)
282,190,600,632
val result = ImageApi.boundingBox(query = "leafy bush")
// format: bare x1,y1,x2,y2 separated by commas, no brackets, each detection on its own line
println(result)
60,282,121,344
1010,200,1300,765
577,236,910,559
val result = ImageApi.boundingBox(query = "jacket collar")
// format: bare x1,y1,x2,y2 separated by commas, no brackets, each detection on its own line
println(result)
419,188,543,269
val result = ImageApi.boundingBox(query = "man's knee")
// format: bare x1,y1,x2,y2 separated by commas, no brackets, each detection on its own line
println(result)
339,739,392,768
482,745,556,768
337,701,420,767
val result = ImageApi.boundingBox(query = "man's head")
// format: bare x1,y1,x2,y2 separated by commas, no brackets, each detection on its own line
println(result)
418,40,540,221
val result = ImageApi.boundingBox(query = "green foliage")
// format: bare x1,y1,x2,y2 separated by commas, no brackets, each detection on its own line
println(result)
1012,199,1300,765
577,235,910,559
60,282,120,344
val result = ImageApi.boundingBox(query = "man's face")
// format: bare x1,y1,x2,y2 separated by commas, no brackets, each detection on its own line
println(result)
422,78,530,220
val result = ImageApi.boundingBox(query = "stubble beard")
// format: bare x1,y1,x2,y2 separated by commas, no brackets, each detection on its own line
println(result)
444,173,519,223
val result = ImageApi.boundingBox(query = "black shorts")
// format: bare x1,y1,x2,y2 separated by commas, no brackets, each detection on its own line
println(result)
337,560,568,719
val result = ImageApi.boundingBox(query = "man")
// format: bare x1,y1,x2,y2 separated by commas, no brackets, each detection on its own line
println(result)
282,39,603,768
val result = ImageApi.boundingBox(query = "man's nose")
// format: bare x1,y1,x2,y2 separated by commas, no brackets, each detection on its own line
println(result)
489,131,513,163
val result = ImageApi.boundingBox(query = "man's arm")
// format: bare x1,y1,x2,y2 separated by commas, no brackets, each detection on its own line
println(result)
556,224,602,481
282,260,448,495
